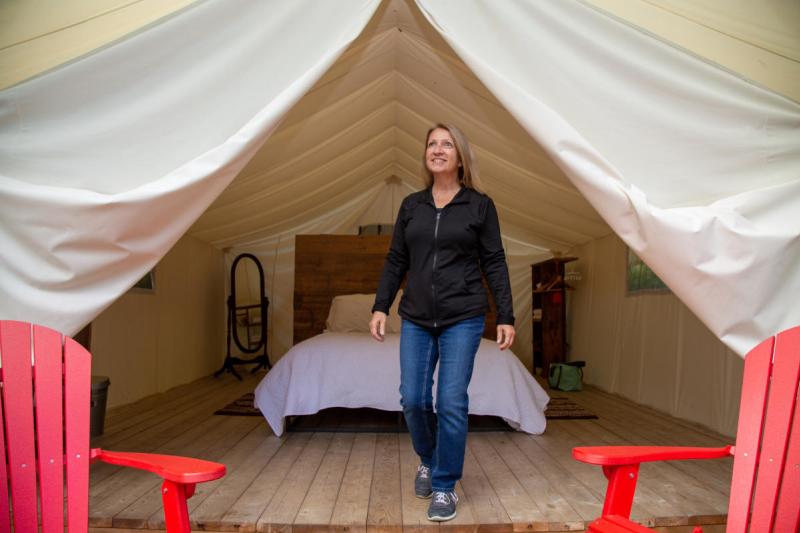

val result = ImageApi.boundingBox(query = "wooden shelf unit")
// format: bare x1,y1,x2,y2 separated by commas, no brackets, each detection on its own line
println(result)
531,256,577,380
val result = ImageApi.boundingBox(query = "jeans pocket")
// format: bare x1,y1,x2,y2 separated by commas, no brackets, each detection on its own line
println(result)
460,314,485,333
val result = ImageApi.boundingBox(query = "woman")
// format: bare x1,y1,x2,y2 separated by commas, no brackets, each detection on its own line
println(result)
370,123,515,522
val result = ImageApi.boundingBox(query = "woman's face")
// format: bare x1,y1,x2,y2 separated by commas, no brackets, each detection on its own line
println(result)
425,128,460,177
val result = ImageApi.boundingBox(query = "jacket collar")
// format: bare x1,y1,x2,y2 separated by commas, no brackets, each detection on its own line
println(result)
424,186,470,207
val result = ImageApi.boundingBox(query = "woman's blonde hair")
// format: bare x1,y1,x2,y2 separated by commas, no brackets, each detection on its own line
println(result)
422,123,484,193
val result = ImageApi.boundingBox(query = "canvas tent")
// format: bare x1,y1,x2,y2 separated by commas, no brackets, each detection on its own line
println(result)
1,0,798,436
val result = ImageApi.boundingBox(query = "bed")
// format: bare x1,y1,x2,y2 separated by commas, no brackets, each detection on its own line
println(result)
253,235,550,436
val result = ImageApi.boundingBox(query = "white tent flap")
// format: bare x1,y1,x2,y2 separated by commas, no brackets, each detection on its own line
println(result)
415,0,800,356
0,0,381,335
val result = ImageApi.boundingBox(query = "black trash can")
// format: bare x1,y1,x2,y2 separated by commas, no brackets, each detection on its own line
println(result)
90,376,110,437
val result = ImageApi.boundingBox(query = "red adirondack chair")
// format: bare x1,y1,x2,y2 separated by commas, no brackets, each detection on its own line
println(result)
0,320,227,532
573,325,800,533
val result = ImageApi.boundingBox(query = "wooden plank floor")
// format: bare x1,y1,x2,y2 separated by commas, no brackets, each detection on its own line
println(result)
89,371,733,532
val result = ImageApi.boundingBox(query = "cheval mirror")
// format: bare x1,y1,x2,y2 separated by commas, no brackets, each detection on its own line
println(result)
215,252,271,379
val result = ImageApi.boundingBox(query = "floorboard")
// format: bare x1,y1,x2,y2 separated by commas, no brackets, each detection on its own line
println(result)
89,372,733,532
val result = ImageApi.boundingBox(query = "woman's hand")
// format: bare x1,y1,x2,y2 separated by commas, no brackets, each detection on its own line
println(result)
497,324,515,350
370,311,388,341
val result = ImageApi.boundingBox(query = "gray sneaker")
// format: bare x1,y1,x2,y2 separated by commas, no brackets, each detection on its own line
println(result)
427,490,458,521
415,464,432,498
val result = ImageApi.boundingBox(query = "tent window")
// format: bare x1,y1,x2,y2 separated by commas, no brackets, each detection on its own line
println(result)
626,249,668,295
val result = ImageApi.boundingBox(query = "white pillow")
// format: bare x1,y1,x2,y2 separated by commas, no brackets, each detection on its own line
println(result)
325,291,403,334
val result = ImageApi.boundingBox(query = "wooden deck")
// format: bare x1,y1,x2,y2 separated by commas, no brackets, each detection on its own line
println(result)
89,371,732,532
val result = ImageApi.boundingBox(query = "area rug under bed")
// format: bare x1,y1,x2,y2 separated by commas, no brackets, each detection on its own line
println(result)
215,393,597,432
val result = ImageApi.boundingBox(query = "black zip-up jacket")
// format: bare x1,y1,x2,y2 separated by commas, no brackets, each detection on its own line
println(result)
372,187,514,328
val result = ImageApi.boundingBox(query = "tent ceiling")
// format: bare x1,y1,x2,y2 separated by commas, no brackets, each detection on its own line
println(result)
187,0,611,252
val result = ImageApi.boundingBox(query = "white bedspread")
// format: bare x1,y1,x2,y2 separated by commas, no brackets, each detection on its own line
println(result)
254,332,550,436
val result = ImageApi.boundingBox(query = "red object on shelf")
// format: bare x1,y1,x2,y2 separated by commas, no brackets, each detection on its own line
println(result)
572,325,800,533
0,320,226,533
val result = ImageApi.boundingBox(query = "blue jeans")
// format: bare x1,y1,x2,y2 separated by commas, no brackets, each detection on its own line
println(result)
399,314,485,491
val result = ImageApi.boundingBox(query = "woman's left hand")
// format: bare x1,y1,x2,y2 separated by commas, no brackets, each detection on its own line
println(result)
496,325,515,350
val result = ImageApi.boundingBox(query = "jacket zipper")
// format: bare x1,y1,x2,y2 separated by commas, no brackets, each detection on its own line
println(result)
432,210,441,327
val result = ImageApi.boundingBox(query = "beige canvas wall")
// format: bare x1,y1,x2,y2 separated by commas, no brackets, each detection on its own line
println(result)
4,0,797,102
0,0,196,90
90,234,225,408
568,233,744,437
585,0,799,103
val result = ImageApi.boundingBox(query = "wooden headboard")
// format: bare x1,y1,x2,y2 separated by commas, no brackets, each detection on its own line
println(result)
293,234,497,345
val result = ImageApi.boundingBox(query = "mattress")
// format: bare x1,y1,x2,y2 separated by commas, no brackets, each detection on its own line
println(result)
254,332,550,436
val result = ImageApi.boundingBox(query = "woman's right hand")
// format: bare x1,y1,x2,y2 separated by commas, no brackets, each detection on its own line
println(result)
370,311,387,341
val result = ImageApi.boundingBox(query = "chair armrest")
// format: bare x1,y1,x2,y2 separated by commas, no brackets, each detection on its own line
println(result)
91,448,226,484
572,445,732,466
572,445,731,520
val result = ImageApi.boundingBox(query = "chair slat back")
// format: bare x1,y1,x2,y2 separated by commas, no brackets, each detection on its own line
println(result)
728,326,800,533
0,353,11,532
727,335,774,533
33,325,66,533
750,326,800,532
0,320,93,533
773,386,799,531
64,335,91,533
0,320,39,532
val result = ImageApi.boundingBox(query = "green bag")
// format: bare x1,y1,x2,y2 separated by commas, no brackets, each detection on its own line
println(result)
548,361,585,391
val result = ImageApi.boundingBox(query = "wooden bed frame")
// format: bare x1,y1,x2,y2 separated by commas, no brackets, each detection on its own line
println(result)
293,234,497,345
